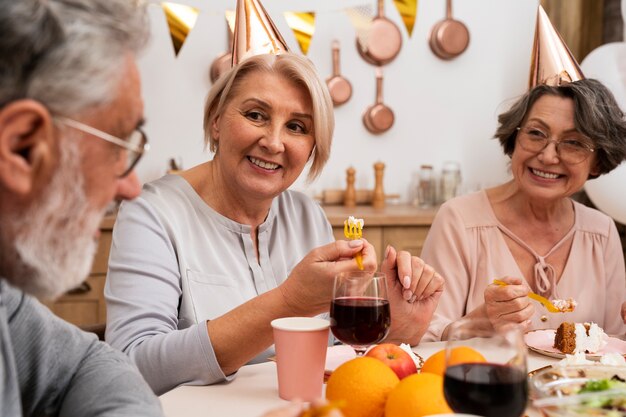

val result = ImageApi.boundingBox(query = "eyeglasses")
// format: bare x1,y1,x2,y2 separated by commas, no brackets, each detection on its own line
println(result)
516,126,595,165
55,116,149,177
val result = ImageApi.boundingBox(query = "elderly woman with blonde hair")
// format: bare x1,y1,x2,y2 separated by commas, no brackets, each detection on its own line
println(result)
105,52,444,395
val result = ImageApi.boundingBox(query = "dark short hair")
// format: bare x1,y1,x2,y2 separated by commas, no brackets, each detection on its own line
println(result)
494,79,626,178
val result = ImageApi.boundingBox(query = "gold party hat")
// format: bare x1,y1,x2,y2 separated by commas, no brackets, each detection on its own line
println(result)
529,5,584,88
231,0,290,66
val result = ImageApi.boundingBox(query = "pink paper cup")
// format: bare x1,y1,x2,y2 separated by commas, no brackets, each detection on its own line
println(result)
271,317,330,401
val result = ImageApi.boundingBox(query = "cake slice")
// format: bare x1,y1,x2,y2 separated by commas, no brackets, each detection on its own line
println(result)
553,322,607,354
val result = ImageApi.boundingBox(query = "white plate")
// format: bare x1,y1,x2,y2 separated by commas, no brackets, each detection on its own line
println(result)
524,329,626,359
323,345,424,374
324,345,358,373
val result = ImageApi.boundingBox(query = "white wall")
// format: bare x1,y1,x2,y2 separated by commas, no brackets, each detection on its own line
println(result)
137,0,540,202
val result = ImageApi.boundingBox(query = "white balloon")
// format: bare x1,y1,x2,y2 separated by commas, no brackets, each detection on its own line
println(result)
585,164,626,225
581,43,626,224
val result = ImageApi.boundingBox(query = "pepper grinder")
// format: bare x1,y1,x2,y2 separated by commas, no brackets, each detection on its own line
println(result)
344,166,356,207
372,161,385,209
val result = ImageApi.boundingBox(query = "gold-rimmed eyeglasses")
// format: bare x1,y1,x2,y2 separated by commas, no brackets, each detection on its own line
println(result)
516,126,595,165
55,116,149,178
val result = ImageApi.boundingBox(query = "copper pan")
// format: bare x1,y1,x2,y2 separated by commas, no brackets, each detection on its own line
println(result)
356,0,402,66
326,40,352,107
363,68,394,134
429,0,469,60
209,20,232,83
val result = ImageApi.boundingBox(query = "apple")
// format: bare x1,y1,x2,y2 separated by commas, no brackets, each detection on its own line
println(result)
365,343,418,379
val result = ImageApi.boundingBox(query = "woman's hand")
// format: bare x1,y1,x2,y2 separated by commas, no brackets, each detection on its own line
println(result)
381,245,444,346
621,301,626,324
278,239,377,316
483,276,534,330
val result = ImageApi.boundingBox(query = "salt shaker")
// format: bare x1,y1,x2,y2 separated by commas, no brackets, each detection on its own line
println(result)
418,165,435,208
440,161,461,203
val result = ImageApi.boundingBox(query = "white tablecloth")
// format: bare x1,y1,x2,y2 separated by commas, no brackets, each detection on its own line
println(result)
159,341,558,417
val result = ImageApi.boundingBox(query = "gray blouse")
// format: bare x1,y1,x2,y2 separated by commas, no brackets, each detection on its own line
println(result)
105,175,334,394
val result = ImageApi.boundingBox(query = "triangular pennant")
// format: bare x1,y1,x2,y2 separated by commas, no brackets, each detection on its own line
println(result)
162,2,200,56
392,0,417,37
283,12,316,55
344,5,374,51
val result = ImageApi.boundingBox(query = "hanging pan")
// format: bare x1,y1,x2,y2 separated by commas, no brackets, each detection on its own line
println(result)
429,0,470,60
363,68,394,134
210,20,233,83
326,40,352,107
356,0,402,66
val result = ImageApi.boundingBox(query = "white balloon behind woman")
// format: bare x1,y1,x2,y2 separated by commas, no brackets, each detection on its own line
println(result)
581,43,626,225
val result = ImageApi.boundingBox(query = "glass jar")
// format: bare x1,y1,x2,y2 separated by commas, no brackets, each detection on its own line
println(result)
417,164,435,208
440,161,461,203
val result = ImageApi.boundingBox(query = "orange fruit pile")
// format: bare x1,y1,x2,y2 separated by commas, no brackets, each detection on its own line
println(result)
325,357,399,417
326,346,485,417
421,346,486,377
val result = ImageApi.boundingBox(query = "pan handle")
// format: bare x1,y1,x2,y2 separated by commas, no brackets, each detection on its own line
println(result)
446,0,453,19
377,0,384,18
332,40,341,77
375,67,384,105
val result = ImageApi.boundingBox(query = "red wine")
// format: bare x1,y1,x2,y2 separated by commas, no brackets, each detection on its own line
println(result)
444,363,528,417
330,297,390,347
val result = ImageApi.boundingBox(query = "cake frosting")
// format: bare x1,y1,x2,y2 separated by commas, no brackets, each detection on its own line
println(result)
553,322,607,354
551,297,577,313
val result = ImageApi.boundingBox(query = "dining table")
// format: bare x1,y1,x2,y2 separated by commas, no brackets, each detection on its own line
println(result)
159,341,559,417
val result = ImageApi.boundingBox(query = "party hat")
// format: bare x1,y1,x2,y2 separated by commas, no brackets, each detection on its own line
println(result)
529,5,584,88
231,0,290,66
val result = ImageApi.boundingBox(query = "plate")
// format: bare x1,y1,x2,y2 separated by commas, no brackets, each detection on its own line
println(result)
524,329,626,359
325,345,358,373
323,345,424,374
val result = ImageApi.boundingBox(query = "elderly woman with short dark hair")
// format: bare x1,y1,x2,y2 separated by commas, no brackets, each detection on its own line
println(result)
422,78,626,341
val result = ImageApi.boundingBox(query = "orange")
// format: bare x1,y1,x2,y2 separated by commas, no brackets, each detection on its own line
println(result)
420,346,486,377
326,357,399,417
385,373,452,417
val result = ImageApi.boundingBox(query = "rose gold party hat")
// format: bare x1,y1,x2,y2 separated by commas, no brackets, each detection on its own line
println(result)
529,5,584,88
231,0,290,66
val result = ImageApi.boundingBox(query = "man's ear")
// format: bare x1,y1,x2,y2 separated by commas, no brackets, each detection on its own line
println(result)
0,100,56,196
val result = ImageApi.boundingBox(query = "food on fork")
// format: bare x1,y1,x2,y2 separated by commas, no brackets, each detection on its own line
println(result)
554,322,607,354
551,297,577,313
343,216,364,270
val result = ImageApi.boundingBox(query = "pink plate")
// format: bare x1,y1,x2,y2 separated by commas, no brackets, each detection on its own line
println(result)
524,329,626,359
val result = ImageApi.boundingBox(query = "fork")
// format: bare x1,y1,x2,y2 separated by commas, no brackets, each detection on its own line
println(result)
344,217,364,270
493,279,562,313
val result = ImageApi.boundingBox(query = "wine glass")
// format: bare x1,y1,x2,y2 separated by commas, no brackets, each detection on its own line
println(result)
329,271,390,354
443,318,528,417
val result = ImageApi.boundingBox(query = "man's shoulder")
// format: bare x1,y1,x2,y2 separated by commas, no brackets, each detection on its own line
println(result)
0,279,25,316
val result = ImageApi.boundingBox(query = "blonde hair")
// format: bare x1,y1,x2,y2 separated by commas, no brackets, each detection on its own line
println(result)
203,54,334,181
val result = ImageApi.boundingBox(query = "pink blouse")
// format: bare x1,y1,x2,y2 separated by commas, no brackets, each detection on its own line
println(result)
421,190,626,341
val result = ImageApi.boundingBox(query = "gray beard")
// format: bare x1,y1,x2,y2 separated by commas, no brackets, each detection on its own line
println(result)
0,139,104,300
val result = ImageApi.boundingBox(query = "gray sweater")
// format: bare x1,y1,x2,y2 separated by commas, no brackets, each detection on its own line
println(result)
0,279,163,416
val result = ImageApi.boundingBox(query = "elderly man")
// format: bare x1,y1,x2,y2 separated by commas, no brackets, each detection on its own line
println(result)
0,0,162,415
0,1,338,416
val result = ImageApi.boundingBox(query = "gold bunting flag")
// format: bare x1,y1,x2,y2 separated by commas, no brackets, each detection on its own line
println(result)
162,2,200,56
284,12,316,55
344,5,374,51
392,0,417,37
